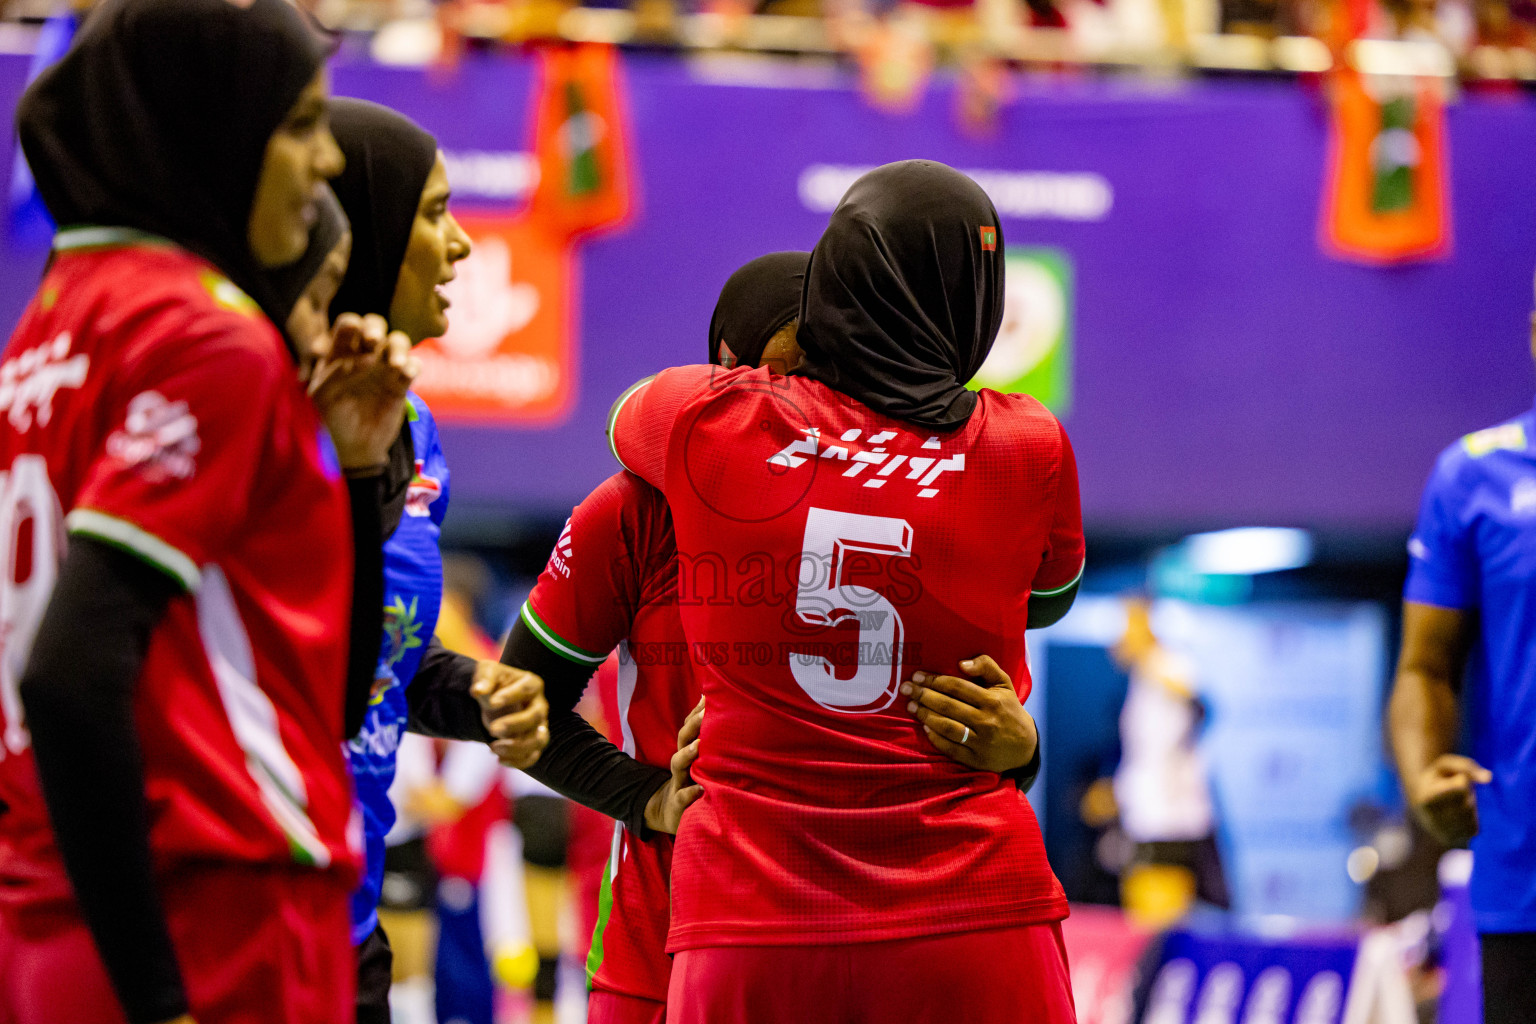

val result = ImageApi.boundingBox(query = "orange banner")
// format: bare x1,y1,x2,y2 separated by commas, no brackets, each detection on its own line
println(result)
418,43,635,424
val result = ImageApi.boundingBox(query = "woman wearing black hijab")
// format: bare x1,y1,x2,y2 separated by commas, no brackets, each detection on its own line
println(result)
606,161,1083,1024
323,97,549,1024
0,2,410,1023
708,250,809,374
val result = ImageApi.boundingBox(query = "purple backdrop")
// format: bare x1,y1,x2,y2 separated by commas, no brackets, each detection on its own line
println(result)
2,52,1533,532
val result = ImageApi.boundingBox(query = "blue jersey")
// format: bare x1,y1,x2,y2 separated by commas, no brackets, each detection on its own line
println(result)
348,393,451,942
1405,402,1536,933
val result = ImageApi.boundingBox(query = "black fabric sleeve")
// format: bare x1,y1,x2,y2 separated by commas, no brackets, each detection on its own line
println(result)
379,424,415,543
19,538,186,1024
345,472,385,739
405,637,492,742
1026,577,1080,630
501,618,669,838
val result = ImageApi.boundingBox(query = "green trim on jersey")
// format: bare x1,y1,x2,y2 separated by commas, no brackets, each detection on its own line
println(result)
605,376,654,473
520,601,606,665
65,509,201,591
53,226,173,252
586,846,619,988
1031,560,1084,598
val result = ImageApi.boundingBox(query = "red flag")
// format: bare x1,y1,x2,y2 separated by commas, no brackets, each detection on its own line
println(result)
414,43,636,425
1321,69,1450,264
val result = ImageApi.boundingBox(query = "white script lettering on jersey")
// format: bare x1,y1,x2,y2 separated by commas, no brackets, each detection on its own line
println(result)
0,332,89,432
767,427,966,498
105,390,201,482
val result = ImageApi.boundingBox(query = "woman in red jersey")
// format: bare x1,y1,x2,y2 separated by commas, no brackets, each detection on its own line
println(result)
607,160,1084,1024
0,1,411,1023
498,249,1059,1024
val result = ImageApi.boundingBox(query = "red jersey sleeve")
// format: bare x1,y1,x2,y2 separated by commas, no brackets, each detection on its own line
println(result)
1031,419,1085,596
605,365,715,489
67,314,288,591
521,472,667,670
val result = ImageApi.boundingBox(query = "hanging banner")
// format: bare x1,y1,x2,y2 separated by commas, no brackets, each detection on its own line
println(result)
1321,69,1450,265
416,43,635,424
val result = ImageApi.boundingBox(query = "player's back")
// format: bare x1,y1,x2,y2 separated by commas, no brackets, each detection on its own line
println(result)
609,364,1082,950
0,235,358,907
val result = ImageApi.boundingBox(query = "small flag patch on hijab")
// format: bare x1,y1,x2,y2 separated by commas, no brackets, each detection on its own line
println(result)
979,226,997,251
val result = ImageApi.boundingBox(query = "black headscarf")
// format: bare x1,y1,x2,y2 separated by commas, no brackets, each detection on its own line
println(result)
16,0,332,328
795,160,1004,430
327,98,438,322
264,184,348,326
708,251,810,368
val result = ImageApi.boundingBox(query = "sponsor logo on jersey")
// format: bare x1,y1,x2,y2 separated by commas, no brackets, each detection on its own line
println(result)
550,518,574,577
105,390,201,481
0,330,89,432
1463,422,1526,457
767,427,966,498
405,460,442,517
1407,536,1430,560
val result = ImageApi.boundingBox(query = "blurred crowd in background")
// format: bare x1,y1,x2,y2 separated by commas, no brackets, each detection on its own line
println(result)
5,0,1536,85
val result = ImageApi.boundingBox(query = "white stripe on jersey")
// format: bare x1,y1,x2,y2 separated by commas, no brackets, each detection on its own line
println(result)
197,565,329,868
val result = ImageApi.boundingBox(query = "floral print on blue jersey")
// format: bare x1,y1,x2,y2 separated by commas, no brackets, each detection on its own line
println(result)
347,393,450,944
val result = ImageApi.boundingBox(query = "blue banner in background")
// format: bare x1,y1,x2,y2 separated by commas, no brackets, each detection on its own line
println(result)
1141,924,1361,1024
1,52,1534,532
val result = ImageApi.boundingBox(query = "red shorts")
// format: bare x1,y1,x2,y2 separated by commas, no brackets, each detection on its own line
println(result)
589,988,667,1024
666,923,1076,1024
0,866,353,1024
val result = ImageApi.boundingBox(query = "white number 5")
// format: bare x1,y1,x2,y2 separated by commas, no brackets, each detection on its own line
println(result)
0,455,64,758
792,507,913,714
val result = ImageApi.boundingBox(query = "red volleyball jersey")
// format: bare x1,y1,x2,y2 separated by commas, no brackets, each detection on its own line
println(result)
519,471,695,1002
608,364,1084,950
0,231,360,910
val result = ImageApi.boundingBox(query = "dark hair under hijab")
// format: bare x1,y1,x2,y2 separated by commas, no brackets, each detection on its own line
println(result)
795,160,1004,431
327,98,439,322
266,184,348,326
15,0,331,329
708,251,810,367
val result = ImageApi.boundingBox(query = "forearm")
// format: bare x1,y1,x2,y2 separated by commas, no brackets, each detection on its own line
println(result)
406,638,492,742
1389,666,1461,790
344,472,385,739
501,618,668,834
528,710,670,836
1389,600,1472,797
20,539,186,1024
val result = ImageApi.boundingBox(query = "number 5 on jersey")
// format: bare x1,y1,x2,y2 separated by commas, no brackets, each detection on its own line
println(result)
792,507,912,714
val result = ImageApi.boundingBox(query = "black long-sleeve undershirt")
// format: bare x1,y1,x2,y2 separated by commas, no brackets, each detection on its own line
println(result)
21,473,385,1024
20,538,185,1024
501,619,670,838
405,637,492,742
345,473,385,739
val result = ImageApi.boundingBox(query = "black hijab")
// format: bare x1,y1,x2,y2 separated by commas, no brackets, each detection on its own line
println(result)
708,251,810,368
795,160,1004,431
327,98,438,322
265,184,348,326
16,0,331,328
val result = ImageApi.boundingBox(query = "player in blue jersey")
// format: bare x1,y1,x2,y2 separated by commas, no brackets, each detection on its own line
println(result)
326,98,551,1024
1389,275,1536,1024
